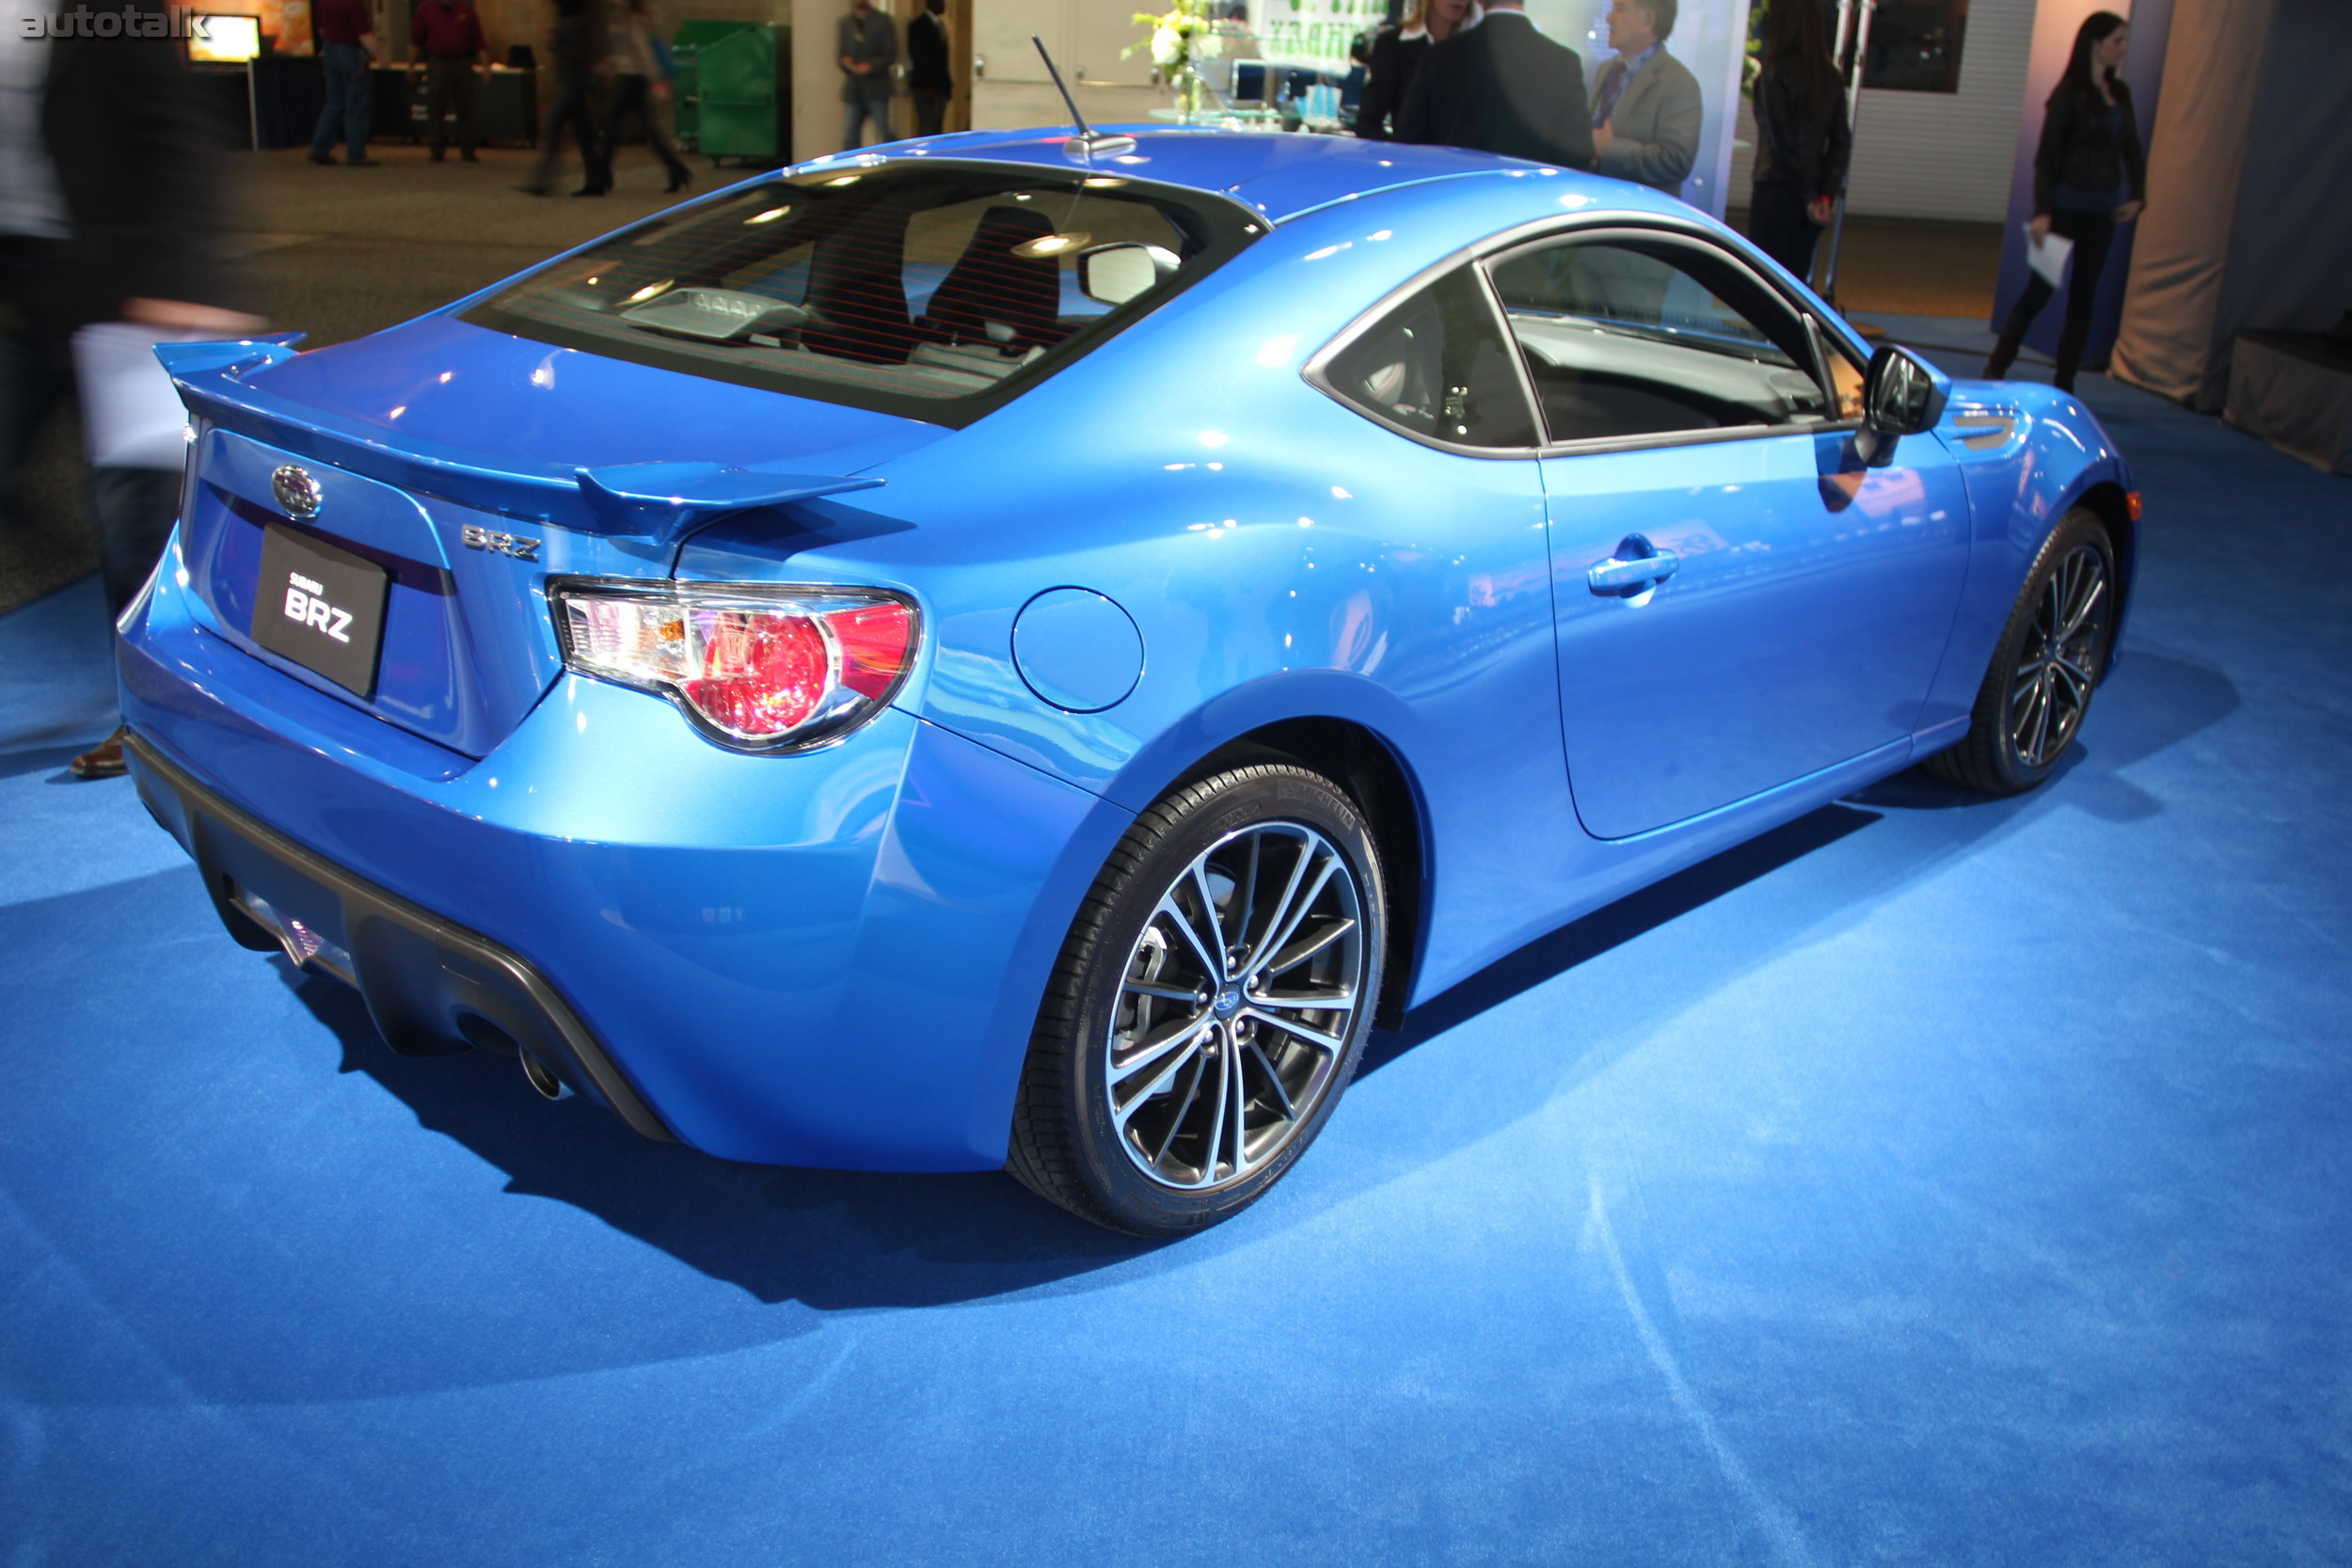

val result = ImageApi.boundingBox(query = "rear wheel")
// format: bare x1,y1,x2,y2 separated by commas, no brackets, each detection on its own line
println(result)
1008,765,1384,1235
1926,506,2118,795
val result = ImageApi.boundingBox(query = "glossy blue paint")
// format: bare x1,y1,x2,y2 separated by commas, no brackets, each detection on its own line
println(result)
120,128,2135,1174
1011,588,1144,712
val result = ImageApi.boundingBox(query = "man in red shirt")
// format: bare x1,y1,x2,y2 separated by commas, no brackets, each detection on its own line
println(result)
308,0,381,166
409,0,487,161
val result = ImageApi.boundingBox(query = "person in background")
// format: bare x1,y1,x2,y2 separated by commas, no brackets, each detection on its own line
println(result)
838,0,896,150
1395,0,1594,169
1353,0,1471,142
906,0,950,138
309,0,381,166
1985,10,2144,391
0,0,262,777
522,0,612,197
1588,0,1700,196
1746,0,1849,281
598,0,691,192
409,0,487,163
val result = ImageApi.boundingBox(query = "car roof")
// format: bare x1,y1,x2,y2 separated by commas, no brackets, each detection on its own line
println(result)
791,126,1690,227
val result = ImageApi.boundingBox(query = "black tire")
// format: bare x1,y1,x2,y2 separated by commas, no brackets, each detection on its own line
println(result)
1925,506,2119,795
1008,764,1386,1236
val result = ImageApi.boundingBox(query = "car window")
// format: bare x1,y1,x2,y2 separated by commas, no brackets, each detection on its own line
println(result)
1486,236,1833,444
462,162,1258,424
1317,266,1539,451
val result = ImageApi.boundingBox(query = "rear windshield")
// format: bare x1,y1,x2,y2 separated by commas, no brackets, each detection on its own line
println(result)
462,159,1261,424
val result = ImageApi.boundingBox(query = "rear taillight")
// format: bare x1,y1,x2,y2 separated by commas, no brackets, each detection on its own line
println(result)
550,579,918,751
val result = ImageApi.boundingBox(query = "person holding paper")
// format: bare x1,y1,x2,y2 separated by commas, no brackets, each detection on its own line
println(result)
1984,11,2145,392
0,0,262,777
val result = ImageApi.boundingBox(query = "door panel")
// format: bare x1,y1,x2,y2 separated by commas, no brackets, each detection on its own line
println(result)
1542,427,1970,839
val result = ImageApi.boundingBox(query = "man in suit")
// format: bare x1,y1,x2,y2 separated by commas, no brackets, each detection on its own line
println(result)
906,0,951,137
1589,0,1703,196
1393,0,1596,170
837,0,897,150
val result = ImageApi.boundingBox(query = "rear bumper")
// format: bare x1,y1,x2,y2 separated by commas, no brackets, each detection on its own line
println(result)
127,729,677,1141
118,533,1131,1171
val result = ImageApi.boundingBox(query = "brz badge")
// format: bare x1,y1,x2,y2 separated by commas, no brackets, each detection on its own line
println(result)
271,465,323,520
461,524,541,562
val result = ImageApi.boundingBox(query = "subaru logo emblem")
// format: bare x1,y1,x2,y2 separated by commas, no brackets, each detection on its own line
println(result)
271,465,323,520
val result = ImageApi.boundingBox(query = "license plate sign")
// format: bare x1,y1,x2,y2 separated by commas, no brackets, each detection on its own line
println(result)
252,523,389,697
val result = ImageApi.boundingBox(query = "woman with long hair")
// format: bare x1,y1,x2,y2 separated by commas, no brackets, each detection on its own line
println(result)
1985,11,2146,389
1354,0,1473,141
1747,0,1850,283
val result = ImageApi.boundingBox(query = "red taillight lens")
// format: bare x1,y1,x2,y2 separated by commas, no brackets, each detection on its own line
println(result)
553,581,918,751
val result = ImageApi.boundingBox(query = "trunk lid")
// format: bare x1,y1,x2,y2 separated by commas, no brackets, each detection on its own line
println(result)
167,317,946,757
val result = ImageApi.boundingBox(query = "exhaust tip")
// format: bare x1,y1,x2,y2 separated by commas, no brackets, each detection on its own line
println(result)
519,1049,569,1101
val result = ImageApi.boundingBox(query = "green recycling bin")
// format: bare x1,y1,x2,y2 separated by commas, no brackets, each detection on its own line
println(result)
674,20,789,164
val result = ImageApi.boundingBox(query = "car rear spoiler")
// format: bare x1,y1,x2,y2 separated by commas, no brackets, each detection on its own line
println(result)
157,339,882,548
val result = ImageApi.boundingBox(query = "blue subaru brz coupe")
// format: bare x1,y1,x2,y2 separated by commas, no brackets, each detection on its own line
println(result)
119,128,2136,1233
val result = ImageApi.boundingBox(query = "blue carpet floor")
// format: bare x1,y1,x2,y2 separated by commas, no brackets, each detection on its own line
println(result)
4,328,2348,1565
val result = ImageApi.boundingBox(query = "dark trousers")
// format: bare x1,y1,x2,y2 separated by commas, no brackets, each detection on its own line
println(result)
310,41,373,162
912,86,948,137
1747,181,1823,286
424,56,479,155
1989,208,2118,390
599,73,689,182
0,238,66,502
87,467,182,618
531,19,609,192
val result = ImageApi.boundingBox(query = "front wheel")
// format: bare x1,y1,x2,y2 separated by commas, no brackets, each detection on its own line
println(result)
1008,765,1385,1236
1926,506,2119,795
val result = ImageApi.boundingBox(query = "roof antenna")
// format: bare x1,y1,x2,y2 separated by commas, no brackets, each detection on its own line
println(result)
1032,35,1136,159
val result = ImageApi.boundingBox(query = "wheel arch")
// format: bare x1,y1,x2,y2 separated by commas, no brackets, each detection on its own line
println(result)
2070,478,2138,661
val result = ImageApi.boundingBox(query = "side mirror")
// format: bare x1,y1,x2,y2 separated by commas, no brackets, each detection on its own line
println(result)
1076,243,1181,307
1853,344,1950,463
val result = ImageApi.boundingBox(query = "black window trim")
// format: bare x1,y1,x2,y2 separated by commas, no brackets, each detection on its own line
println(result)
1304,213,1875,462
458,156,1269,432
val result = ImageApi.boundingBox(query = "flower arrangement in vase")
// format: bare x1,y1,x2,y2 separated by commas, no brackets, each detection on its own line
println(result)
1126,0,1227,119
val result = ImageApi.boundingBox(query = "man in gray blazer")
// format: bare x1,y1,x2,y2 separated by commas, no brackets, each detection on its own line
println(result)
1589,0,1704,198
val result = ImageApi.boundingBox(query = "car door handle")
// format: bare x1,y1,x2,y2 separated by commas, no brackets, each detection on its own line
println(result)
1586,546,1680,594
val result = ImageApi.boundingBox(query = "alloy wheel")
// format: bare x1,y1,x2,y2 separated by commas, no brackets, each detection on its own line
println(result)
1104,822,1365,1191
2009,542,2109,769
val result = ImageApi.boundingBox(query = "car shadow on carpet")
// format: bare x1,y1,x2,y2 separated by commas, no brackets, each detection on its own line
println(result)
289,970,1167,1309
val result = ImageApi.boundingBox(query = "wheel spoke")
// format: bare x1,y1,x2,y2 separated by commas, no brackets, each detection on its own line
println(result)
1154,893,1225,987
1123,977,1205,1005
1258,915,1357,980
1247,853,1340,982
1247,985,1357,1013
1191,861,1232,959
1242,1006,1346,1056
1150,1048,1209,1166
1246,1039,1298,1121
1200,1030,1232,1180
1244,837,1314,963
2050,657,2094,705
1234,832,1262,967
2058,572,2106,642
1111,1013,1214,1090
2027,673,2055,763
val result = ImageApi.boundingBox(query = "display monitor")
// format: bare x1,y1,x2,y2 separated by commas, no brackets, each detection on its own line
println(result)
188,14,262,62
